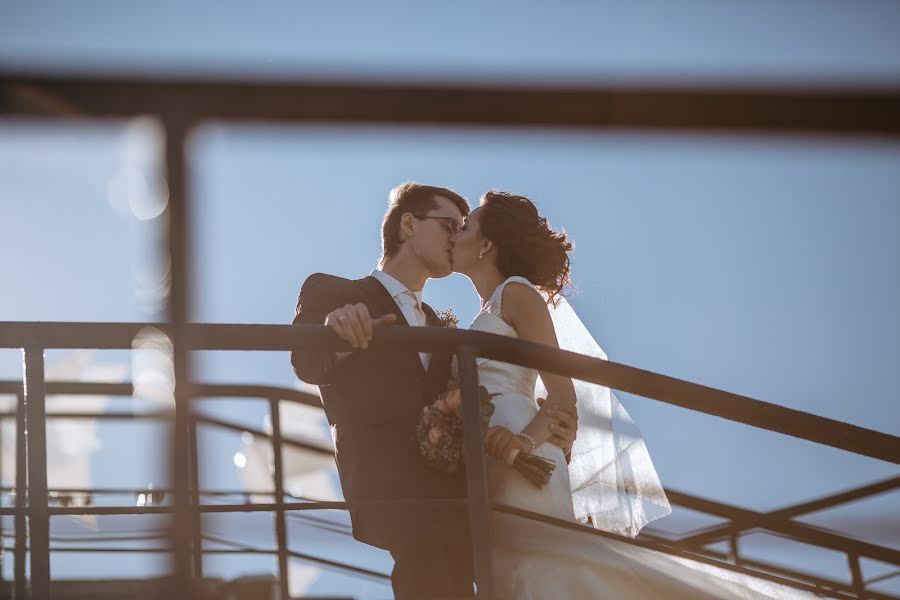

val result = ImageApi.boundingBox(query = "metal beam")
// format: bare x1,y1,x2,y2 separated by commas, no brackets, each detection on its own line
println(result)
163,116,193,599
1,74,899,136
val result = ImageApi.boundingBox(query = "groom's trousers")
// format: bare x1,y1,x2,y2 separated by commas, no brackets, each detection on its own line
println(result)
389,527,474,599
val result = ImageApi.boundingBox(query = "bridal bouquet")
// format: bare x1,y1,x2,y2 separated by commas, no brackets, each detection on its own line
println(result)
415,380,557,488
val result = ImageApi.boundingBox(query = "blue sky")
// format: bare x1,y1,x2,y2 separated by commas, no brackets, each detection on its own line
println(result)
2,2,900,596
3,1,900,85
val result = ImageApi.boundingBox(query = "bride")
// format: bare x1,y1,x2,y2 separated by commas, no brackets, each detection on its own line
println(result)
447,191,814,599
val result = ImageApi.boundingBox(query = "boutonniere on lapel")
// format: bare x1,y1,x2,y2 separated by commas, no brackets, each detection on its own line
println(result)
434,307,459,328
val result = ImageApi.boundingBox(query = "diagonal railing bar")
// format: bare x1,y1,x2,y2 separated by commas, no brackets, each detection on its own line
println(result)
664,490,900,566
5,378,897,508
0,454,893,595
4,473,896,575
637,530,876,599
191,383,320,407
678,476,900,548
0,483,894,596
0,504,890,600
645,516,900,599
735,558,894,600
4,495,886,599
3,380,895,531
1,373,897,596
191,414,332,456
867,569,900,586
771,476,900,519
2,74,900,136
200,532,391,583
493,503,869,600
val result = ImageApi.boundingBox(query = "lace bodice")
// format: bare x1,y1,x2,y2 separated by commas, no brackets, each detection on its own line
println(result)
469,276,540,407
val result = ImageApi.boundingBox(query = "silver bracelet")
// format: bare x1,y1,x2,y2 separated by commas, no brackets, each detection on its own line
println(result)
515,432,536,453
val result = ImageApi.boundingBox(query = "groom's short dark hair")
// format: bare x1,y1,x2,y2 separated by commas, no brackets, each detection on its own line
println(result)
380,182,469,267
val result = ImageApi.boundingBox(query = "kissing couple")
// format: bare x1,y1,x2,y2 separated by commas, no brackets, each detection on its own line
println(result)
292,183,771,600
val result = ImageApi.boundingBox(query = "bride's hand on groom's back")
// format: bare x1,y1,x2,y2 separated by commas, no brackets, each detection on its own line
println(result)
325,303,398,351
537,398,577,454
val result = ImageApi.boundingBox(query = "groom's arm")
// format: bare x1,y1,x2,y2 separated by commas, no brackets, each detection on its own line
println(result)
291,274,346,385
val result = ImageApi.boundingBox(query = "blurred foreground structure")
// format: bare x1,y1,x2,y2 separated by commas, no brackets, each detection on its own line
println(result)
1,74,899,599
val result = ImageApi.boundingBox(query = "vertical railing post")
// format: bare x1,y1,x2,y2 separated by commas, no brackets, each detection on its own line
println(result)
848,553,866,597
728,533,741,566
164,116,195,599
0,406,4,588
189,415,203,579
268,397,290,600
14,389,27,600
23,347,49,599
456,345,493,599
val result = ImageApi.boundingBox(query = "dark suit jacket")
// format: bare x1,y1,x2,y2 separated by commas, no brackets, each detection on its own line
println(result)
291,273,468,550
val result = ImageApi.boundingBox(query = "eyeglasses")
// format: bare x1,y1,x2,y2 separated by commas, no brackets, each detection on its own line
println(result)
413,215,462,235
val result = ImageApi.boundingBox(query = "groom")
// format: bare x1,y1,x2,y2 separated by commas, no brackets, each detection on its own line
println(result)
291,182,577,599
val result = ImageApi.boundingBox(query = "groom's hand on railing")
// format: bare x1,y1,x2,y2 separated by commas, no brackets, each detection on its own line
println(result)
538,398,577,460
326,303,398,354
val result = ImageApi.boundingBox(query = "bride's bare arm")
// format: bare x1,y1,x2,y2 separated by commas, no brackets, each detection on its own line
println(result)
499,282,577,457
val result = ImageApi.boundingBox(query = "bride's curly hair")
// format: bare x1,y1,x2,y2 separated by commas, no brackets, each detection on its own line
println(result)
478,191,573,305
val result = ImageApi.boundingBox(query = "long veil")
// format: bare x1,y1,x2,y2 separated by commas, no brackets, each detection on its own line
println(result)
535,297,671,538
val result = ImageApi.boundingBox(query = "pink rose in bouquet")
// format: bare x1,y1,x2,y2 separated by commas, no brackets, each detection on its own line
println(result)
416,379,556,488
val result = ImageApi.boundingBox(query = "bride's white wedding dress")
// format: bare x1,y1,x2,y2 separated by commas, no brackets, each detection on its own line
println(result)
468,276,814,600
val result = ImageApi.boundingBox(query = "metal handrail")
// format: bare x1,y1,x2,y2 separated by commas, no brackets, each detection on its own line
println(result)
2,324,899,599
2,321,898,463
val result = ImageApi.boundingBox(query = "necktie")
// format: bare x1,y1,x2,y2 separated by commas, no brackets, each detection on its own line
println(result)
397,292,429,368
397,291,426,326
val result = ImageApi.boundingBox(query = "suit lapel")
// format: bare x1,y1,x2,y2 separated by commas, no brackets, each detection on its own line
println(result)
356,276,408,326
421,302,439,327
421,302,452,398
356,276,425,377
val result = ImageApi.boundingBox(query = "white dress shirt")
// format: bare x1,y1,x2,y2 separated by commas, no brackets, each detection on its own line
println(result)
369,269,430,370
